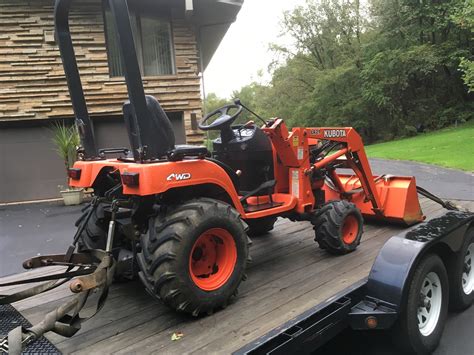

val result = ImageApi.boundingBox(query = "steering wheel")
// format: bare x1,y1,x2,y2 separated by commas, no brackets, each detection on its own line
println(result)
199,104,243,131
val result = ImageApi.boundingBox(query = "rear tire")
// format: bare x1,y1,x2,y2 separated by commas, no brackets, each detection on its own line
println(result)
448,227,474,311
136,198,250,316
393,254,449,354
312,200,363,255
245,216,277,237
75,203,109,251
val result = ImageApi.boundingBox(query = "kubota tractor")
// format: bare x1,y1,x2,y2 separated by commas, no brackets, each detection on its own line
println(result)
3,2,468,352
55,0,425,316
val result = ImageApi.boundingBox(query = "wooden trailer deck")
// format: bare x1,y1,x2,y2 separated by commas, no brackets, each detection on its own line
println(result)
1,198,473,354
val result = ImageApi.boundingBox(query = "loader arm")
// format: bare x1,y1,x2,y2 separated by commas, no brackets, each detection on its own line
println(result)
263,120,383,215
305,127,383,215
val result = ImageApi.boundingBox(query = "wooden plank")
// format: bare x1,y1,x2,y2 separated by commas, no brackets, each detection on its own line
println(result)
0,199,470,354
78,227,399,354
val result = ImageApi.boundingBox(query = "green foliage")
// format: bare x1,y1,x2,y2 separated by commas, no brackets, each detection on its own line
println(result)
203,93,228,115
450,0,474,92
460,58,474,92
219,0,473,145
50,121,80,185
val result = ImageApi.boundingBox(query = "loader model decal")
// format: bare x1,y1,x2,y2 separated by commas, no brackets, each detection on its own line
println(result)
167,173,192,181
324,129,347,138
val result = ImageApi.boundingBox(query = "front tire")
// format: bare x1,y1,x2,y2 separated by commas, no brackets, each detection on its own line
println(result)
312,200,363,255
448,227,474,311
137,198,250,316
394,254,449,354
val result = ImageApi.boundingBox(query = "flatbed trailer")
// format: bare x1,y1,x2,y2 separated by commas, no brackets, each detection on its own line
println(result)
1,197,473,354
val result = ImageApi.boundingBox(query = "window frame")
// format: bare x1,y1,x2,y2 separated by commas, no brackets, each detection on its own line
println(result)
102,0,177,78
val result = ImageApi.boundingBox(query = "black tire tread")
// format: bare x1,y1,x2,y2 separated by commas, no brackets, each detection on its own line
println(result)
137,198,250,316
394,254,449,354
75,203,109,251
312,200,363,255
448,226,474,311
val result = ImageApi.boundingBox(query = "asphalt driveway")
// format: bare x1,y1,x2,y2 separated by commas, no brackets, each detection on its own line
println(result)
0,202,82,277
369,158,473,200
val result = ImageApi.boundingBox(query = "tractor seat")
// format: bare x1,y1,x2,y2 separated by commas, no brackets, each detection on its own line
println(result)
167,145,209,161
123,96,208,161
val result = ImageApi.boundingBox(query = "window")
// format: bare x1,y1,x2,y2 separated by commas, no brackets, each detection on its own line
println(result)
104,4,175,77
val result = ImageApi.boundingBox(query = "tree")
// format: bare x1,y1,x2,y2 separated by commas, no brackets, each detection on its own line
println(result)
203,92,229,115
208,0,473,144
451,0,474,92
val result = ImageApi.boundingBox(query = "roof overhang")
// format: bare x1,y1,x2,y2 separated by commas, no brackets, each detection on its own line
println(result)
190,0,244,70
111,0,243,71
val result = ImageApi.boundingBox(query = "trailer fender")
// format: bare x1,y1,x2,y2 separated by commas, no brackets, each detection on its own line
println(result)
366,211,474,309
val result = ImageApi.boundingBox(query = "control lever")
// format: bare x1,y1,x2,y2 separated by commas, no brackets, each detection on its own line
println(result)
234,99,268,127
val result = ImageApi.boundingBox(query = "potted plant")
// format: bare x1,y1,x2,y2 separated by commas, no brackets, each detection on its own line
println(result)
51,121,84,205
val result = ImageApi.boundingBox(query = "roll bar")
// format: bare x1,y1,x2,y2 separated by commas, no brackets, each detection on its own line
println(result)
54,0,151,160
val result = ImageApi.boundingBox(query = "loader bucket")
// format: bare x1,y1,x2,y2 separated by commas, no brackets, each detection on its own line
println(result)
323,174,425,226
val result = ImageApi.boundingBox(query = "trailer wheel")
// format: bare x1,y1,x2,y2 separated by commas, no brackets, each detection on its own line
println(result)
245,216,277,236
448,227,474,311
137,198,250,316
313,200,363,255
395,254,449,354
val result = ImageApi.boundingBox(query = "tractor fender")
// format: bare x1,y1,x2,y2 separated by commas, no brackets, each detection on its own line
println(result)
365,210,474,310
70,159,244,214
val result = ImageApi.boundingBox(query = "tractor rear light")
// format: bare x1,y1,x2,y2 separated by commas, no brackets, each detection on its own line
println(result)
122,172,139,187
68,168,82,180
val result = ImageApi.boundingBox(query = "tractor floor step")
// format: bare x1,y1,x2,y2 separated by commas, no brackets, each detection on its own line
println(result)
0,304,61,354
244,202,283,213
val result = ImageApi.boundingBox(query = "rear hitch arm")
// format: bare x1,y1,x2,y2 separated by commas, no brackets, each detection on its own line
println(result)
0,249,115,355
0,198,124,354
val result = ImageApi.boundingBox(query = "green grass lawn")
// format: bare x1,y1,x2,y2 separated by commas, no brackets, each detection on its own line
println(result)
365,121,474,171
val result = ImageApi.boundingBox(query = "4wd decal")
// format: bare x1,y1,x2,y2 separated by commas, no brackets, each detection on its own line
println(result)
167,173,192,181
323,129,347,138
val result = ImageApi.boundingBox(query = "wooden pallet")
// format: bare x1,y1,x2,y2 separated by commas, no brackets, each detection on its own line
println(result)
1,198,472,354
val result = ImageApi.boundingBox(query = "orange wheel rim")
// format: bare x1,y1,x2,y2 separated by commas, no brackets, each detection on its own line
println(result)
189,228,237,291
342,215,359,244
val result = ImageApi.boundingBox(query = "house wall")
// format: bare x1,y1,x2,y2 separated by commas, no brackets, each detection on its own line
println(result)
0,0,204,143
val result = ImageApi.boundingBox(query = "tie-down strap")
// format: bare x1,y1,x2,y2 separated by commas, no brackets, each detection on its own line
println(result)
0,249,115,355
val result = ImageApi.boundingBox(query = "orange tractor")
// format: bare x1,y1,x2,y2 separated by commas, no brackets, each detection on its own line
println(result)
2,2,472,353
0,0,426,322
69,108,425,315
56,0,425,316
